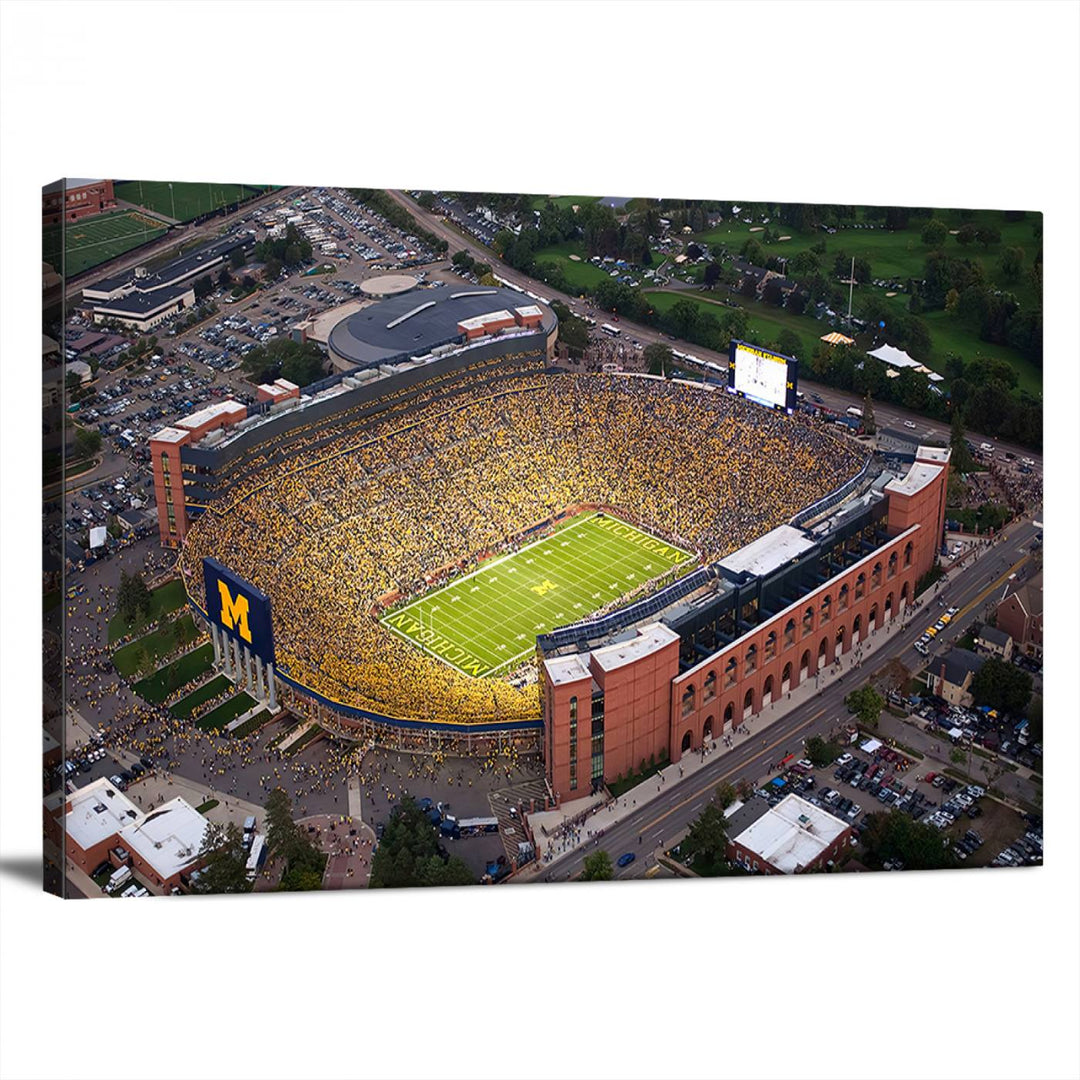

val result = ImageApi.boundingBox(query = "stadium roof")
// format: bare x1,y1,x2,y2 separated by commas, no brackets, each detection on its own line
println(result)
589,623,680,674
718,524,816,579
327,285,555,368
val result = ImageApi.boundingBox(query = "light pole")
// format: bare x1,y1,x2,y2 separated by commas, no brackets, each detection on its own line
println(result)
169,182,175,221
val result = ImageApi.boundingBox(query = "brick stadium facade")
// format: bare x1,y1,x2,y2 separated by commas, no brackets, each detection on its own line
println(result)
42,179,116,225
541,447,950,802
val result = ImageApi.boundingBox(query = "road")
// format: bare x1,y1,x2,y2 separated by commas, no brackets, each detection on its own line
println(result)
527,517,1041,882
384,190,1043,474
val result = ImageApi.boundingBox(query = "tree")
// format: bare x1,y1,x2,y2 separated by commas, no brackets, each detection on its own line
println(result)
715,782,737,810
949,411,976,473
580,850,614,881
859,810,957,871
976,225,1001,249
65,370,84,393
193,274,214,300
217,267,233,288
844,684,884,729
116,569,152,624
861,391,877,436
370,798,475,888
777,329,802,359
950,747,968,766
189,821,252,894
230,247,247,269
999,245,1025,282
680,797,730,874
685,242,703,261
1026,694,1043,744
242,337,326,387
956,223,978,247
970,657,1033,716
944,287,960,314
264,787,326,891
74,426,102,459
761,279,785,306
921,218,948,248
643,343,673,377
805,735,842,768
703,261,722,289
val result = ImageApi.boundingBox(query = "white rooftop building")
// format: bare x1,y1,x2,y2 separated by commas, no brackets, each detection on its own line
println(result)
64,777,143,854
119,797,208,885
729,793,849,874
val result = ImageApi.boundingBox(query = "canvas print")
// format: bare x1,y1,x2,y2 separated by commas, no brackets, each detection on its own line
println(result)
42,181,1044,897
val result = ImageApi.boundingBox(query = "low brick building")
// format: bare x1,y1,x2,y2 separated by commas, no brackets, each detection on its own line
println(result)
995,572,1043,659
727,792,850,874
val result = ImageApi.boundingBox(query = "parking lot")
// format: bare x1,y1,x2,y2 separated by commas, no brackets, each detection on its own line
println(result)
752,734,1040,872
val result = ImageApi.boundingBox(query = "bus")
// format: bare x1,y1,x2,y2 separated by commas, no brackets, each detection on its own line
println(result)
245,834,267,881
601,323,621,337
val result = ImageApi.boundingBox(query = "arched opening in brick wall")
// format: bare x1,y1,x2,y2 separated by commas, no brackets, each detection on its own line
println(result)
681,729,693,753
781,662,792,694
743,687,754,720
762,675,774,706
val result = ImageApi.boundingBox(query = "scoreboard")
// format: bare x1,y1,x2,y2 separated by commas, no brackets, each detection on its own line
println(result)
727,340,799,413
203,557,276,665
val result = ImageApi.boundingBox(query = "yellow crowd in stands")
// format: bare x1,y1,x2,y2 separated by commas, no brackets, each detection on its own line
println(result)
180,373,866,725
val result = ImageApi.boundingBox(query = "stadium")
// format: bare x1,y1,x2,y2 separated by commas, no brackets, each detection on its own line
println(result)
159,287,949,796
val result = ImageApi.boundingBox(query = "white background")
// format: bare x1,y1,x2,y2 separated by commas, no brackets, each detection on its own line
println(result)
2,3,1078,1078
733,343,791,409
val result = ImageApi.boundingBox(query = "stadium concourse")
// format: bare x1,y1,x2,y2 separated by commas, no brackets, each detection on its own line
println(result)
179,372,867,733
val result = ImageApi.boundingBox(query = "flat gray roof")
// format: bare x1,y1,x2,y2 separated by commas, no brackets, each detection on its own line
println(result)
326,286,555,368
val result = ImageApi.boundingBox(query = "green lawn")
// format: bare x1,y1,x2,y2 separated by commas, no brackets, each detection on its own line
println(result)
112,613,198,677
534,241,621,293
132,643,214,704
171,674,232,719
114,180,270,223
381,511,694,678
525,194,600,212
108,578,187,643
44,210,168,276
194,692,256,732
691,208,1042,394
229,709,272,739
284,724,323,755
195,799,220,814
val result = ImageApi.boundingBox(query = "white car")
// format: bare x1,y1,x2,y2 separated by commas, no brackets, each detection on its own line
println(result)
903,420,917,429
835,753,853,767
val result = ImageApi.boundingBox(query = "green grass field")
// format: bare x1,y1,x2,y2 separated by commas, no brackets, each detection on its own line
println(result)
534,242,617,293
108,578,187,643
381,511,694,678
114,180,269,223
112,613,198,676
132,643,214,704
194,692,255,732
44,210,168,276
170,674,232,719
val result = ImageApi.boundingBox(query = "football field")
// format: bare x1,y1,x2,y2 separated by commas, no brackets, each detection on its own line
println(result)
44,210,168,276
381,512,695,678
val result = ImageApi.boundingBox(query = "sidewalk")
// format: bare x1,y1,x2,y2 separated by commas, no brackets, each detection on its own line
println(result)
522,607,918,875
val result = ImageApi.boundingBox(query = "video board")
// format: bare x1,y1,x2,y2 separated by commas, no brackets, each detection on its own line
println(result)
727,340,799,413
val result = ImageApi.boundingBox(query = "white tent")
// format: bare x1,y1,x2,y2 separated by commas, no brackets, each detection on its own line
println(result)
868,343,945,382
89,525,108,549
859,737,883,754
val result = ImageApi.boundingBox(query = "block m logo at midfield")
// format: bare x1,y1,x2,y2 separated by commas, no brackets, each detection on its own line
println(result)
217,580,251,643
202,557,276,664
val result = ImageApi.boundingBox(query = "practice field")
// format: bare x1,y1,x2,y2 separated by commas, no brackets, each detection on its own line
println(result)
381,512,695,678
44,210,168,276
114,180,269,223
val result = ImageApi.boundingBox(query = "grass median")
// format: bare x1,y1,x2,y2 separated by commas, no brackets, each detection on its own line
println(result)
194,692,256,733
132,643,214,704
